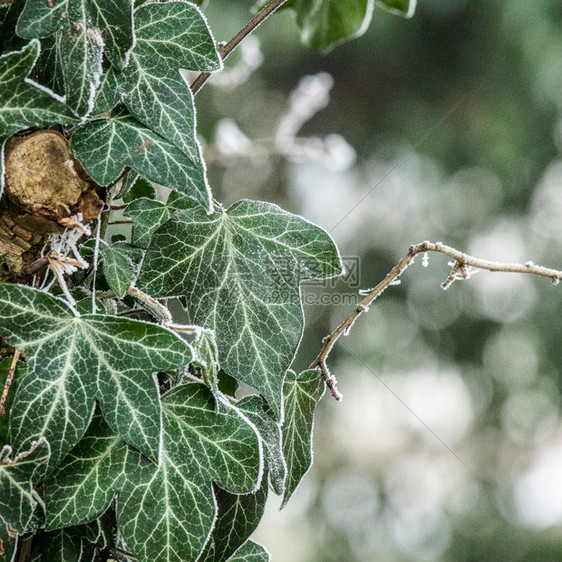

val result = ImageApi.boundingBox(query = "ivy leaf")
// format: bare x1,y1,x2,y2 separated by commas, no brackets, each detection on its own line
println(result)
228,541,270,562
91,66,120,115
71,108,212,209
0,438,50,543
376,0,416,18
0,41,77,195
46,384,262,562
17,0,134,114
119,383,262,562
137,200,343,419
0,284,192,476
116,1,220,195
199,482,268,562
290,0,374,52
124,191,195,249
122,176,155,203
0,0,27,52
30,525,96,562
281,369,325,507
237,395,285,496
44,411,149,530
98,240,144,298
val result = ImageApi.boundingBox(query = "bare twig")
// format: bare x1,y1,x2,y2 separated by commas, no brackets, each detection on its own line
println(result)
311,240,562,400
0,350,20,416
190,0,288,95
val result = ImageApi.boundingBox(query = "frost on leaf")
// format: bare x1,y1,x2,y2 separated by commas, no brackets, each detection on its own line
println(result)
281,369,325,507
137,199,343,419
47,384,263,562
0,284,192,477
0,438,50,547
17,0,134,114
71,108,212,208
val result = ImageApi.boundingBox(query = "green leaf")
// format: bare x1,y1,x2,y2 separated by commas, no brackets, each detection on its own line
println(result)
200,483,268,562
191,330,220,399
30,525,96,562
91,65,120,115
291,0,374,52
375,0,416,18
0,284,192,475
44,411,148,530
0,438,50,539
36,36,64,97
47,385,262,561
137,200,342,419
237,395,285,496
124,190,195,249
99,240,144,298
0,0,27,52
117,2,220,190
0,521,17,562
71,108,212,208
228,541,270,562
0,41,77,195
17,0,134,114
122,176,155,203
281,369,325,507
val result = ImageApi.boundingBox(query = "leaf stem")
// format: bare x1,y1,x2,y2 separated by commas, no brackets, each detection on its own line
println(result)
190,0,288,95
311,240,562,400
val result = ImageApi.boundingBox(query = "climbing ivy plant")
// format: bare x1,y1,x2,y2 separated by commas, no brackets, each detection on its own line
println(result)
0,0,415,560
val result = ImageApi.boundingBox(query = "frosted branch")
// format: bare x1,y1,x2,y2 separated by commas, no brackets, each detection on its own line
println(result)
311,240,562,400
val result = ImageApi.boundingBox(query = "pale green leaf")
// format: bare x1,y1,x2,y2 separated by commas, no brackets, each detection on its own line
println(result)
199,482,268,562
137,200,343,418
124,191,195,249
44,411,148,530
0,41,77,196
0,438,50,537
99,240,144,297
227,541,270,562
292,0,374,52
0,284,192,475
376,0,416,18
281,369,325,507
237,395,285,496
71,108,212,208
17,0,134,112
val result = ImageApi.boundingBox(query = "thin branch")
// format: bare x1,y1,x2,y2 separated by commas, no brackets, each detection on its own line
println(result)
0,350,20,416
190,0,288,96
311,240,562,400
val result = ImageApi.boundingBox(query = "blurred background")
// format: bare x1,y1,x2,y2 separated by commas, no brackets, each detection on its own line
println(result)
195,1,562,560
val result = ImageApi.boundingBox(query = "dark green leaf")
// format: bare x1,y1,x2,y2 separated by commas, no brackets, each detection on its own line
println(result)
91,66,120,115
0,0,27,52
122,176,155,203
36,36,64,97
0,438,50,539
44,411,148,530
137,200,342,418
71,108,211,208
0,284,192,475
124,190,195,249
0,356,24,446
30,525,96,562
200,482,268,562
291,0,373,52
191,330,220,399
281,369,325,507
0,41,77,195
